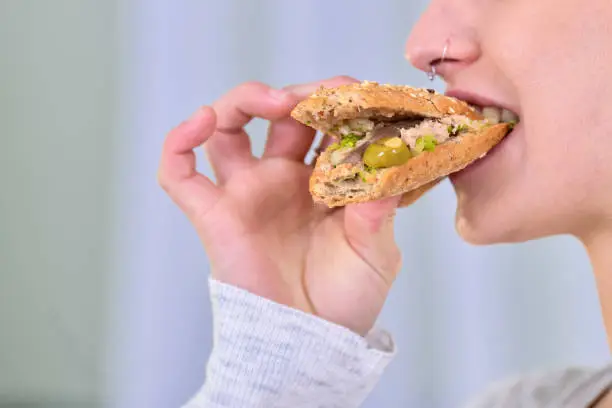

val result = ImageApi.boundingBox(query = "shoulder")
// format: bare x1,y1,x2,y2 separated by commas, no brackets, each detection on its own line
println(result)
465,364,612,408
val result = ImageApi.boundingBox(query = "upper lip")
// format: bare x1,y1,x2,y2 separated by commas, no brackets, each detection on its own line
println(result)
444,89,520,117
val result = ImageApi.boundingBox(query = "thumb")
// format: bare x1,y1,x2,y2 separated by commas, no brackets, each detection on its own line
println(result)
343,195,403,284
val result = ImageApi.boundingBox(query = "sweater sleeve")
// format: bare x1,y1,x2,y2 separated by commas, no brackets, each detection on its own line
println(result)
182,278,396,408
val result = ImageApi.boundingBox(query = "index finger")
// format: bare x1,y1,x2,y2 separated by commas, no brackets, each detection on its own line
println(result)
262,76,360,162
205,81,301,181
283,75,359,99
212,81,299,134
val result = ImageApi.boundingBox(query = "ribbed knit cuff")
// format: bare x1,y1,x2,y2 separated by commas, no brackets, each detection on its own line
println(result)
183,278,396,408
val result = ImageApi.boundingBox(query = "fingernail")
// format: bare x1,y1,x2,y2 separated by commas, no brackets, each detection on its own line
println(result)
268,88,292,101
284,83,323,98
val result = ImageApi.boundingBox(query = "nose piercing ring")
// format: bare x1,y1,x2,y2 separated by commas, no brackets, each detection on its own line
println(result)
428,40,449,81
427,66,437,81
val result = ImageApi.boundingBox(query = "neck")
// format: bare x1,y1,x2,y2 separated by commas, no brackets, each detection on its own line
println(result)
581,229,612,352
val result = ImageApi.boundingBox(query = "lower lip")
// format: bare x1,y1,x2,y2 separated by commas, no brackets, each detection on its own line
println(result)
449,123,519,183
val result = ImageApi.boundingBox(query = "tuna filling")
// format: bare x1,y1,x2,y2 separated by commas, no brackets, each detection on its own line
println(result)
326,115,481,168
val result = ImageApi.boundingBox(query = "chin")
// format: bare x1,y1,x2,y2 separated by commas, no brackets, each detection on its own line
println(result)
447,123,528,245
453,209,519,245
449,167,546,245
453,208,572,246
450,181,566,246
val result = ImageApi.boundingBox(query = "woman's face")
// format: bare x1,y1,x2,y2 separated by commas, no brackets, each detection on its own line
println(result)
405,0,612,244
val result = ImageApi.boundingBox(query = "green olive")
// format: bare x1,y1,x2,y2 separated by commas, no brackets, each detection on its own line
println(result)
363,137,412,169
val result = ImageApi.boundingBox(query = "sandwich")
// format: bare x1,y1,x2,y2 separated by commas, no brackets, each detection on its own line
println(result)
290,80,516,207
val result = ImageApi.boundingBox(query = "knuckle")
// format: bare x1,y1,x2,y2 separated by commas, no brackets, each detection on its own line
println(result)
214,81,270,110
237,80,268,93
156,171,171,192
166,122,184,139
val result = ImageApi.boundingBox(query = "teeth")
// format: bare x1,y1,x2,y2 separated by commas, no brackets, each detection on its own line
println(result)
501,109,518,123
478,106,519,125
482,106,502,124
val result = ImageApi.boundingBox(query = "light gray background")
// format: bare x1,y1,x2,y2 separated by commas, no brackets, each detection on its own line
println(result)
1,1,609,408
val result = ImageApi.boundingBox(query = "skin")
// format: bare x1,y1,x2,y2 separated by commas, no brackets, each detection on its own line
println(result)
158,77,403,337
158,0,612,402
405,0,612,352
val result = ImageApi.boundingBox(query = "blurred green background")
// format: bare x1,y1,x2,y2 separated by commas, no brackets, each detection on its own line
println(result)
0,1,116,406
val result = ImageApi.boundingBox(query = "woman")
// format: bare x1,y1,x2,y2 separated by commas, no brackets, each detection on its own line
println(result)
157,0,612,406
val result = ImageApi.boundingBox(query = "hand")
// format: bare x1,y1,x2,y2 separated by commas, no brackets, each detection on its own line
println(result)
158,76,403,336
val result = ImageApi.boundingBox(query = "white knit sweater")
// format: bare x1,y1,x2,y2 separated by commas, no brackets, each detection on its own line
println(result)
182,279,612,408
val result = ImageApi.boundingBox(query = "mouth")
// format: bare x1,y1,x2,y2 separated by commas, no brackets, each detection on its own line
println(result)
445,90,520,129
444,90,521,180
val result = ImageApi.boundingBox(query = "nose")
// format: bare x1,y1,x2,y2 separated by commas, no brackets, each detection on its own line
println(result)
405,1,480,80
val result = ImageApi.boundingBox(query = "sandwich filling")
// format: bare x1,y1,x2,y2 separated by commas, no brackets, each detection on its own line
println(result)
318,115,492,190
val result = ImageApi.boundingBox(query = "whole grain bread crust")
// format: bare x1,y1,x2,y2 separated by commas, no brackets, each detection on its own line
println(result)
310,123,509,207
291,80,483,135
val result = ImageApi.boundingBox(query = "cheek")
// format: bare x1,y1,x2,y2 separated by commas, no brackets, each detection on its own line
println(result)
456,0,612,241
481,0,607,90
513,94,604,235
453,93,602,241
486,10,611,209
